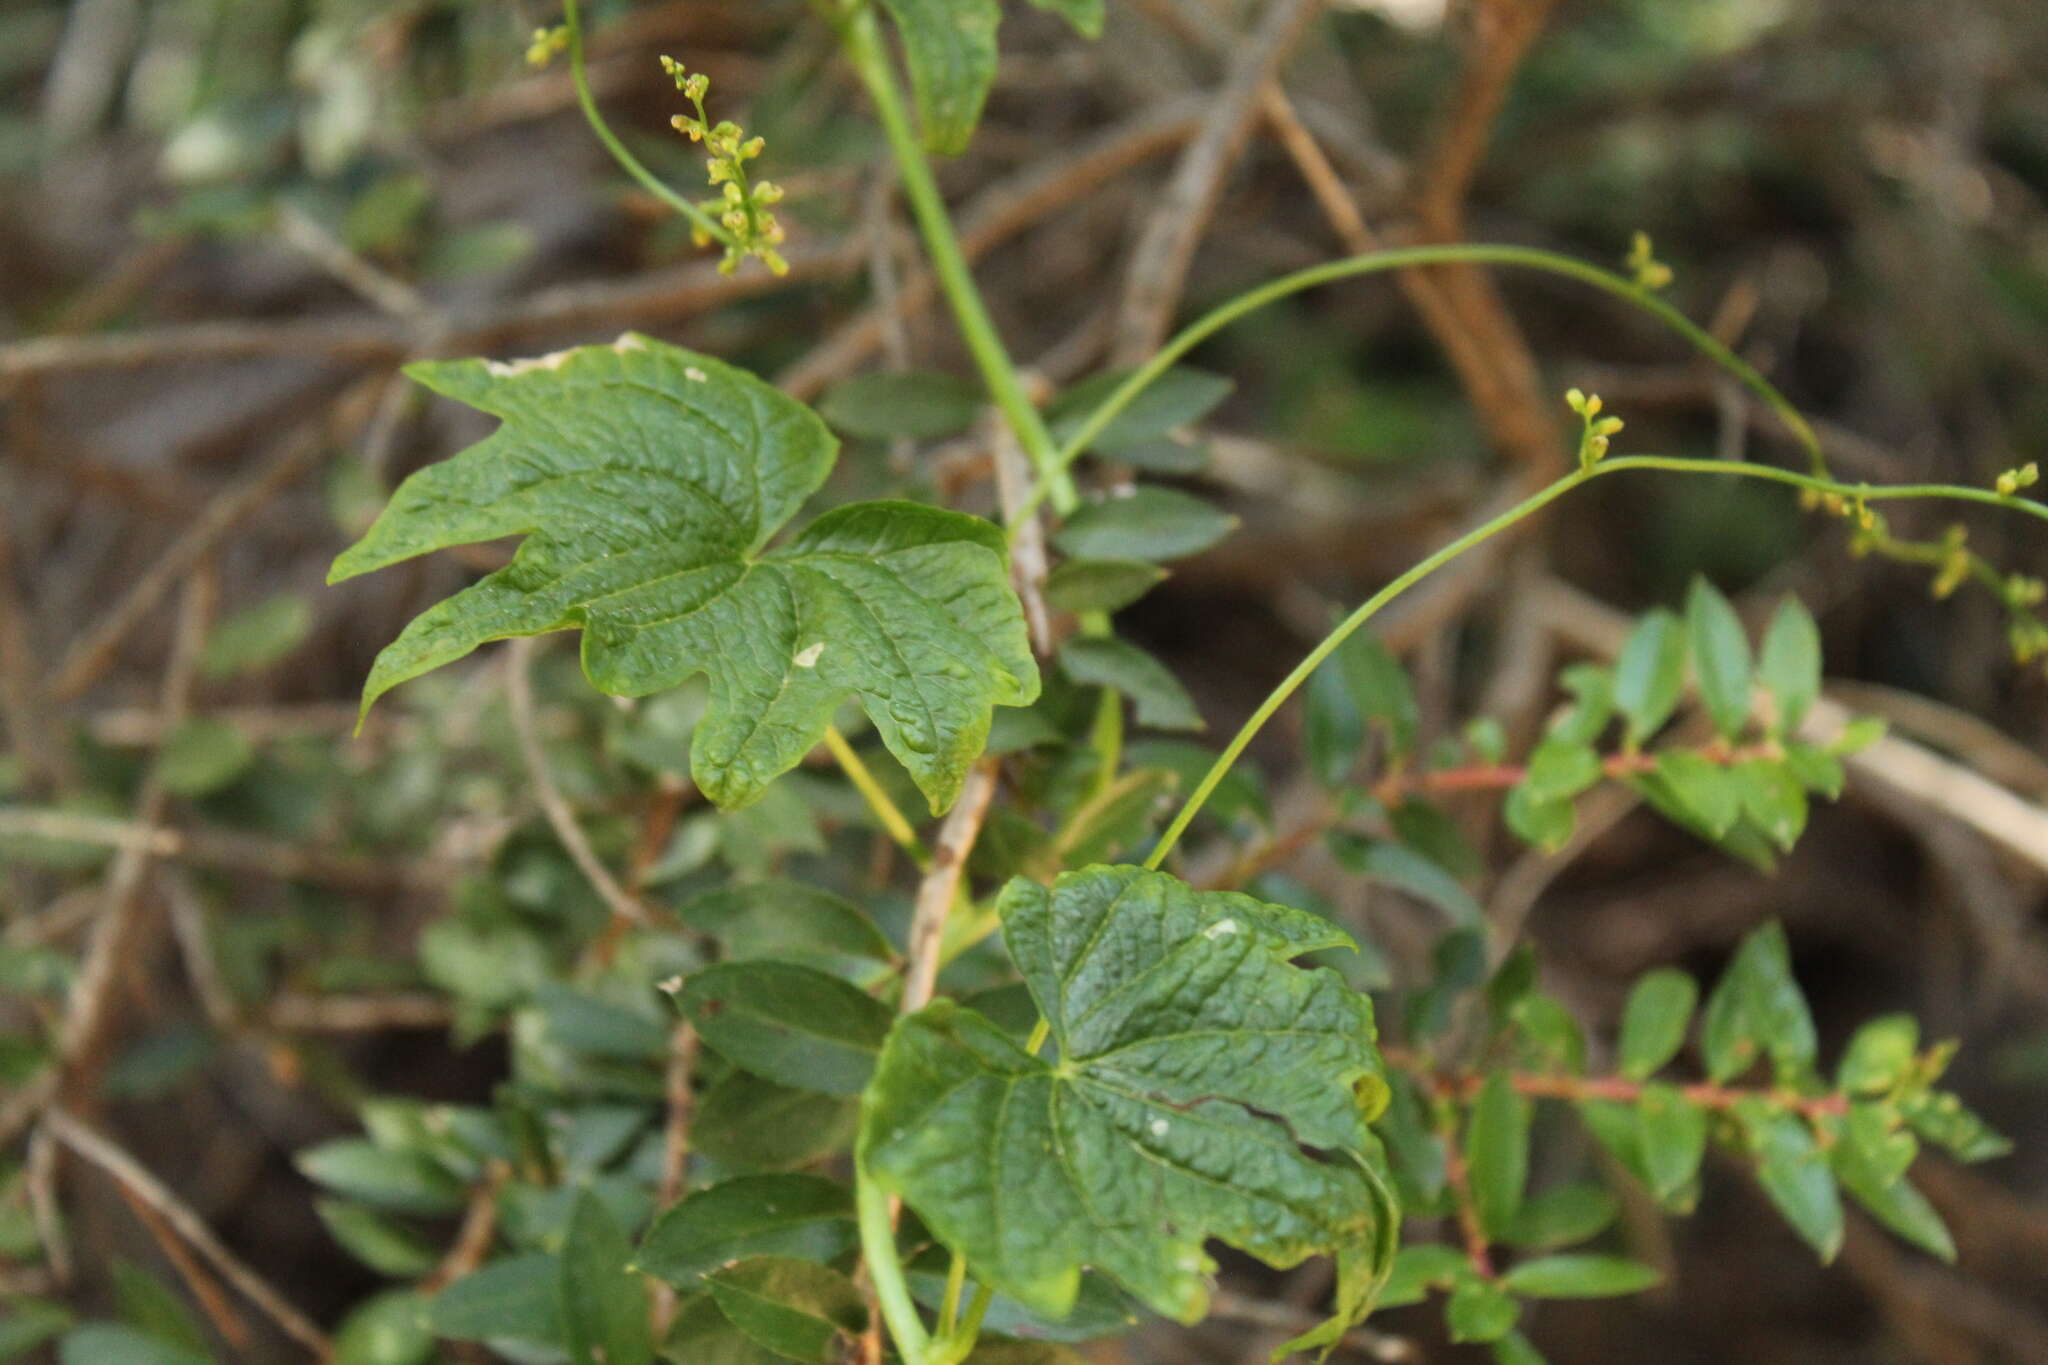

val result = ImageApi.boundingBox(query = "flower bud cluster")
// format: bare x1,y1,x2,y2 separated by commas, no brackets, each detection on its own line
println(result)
661,56,787,276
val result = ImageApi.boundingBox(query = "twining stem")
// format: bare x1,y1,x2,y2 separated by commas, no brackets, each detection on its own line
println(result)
1143,456,2048,869
1012,243,1827,527
823,725,931,866
560,0,732,248
857,1172,933,1361
836,4,1076,516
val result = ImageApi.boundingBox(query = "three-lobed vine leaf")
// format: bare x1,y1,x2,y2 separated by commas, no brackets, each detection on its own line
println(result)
860,864,1397,1328
329,335,1038,812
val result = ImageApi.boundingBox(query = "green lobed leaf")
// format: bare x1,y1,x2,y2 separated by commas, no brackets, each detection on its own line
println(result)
679,961,893,1096
1613,608,1688,743
1499,1254,1661,1299
876,0,1001,156
329,337,1038,814
1758,598,1822,735
1700,922,1816,1084
704,1258,866,1364
1043,558,1169,614
1051,488,1237,563
1059,637,1204,731
1617,968,1698,1081
561,1191,654,1365
861,865,1394,1323
636,1175,855,1287
1685,578,1754,739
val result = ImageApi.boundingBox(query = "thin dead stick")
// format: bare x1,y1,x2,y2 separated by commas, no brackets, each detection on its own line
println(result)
659,1021,701,1205
111,1175,254,1350
778,98,1206,400
989,416,1055,656
44,1108,332,1356
25,1127,71,1285
1112,0,1328,366
900,760,1000,1015
266,992,456,1033
160,869,241,1032
57,570,213,1093
276,201,429,319
507,637,648,925
422,1164,507,1294
49,377,384,701
0,808,454,892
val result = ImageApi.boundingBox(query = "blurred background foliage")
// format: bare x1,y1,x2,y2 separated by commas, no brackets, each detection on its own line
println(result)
3,0,2048,1362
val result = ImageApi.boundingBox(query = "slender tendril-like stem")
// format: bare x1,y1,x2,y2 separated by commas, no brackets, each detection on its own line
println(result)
1010,243,1825,529
560,0,733,249
823,725,931,867
836,5,1076,516
1142,456,2048,868
858,1170,933,1363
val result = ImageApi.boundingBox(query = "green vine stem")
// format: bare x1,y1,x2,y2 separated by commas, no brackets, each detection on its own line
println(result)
559,0,733,249
1142,456,2048,869
857,1170,935,1363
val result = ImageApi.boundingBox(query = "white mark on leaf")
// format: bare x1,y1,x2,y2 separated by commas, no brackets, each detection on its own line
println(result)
1202,918,1238,940
685,366,709,382
484,348,576,377
1149,1118,1170,1137
793,642,825,668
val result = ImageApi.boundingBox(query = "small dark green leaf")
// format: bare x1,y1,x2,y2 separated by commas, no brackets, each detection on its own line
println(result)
679,962,892,1096
1828,716,1887,756
1445,1279,1519,1344
316,1200,439,1278
0,1298,72,1362
1553,664,1616,747
1521,739,1603,805
1729,759,1808,851
1500,1254,1661,1299
1467,1073,1531,1239
1052,767,1178,868
1614,608,1687,743
111,1262,207,1355
1377,1244,1467,1308
561,1191,653,1365
155,718,255,796
1781,743,1846,798
535,984,670,1063
1020,0,1104,37
1059,638,1203,731
1758,597,1822,735
1701,922,1816,1084
1838,1015,1918,1095
1503,785,1574,852
1492,1332,1550,1365
296,1141,465,1217
1831,1123,1954,1262
676,881,896,969
637,1175,855,1287
817,371,981,441
332,1290,434,1365
1046,367,1232,454
1899,1091,2012,1163
429,1254,564,1345
1686,578,1753,738
705,1258,866,1364
1051,488,1237,563
1328,835,1480,926
1637,1082,1708,1202
1339,634,1418,758
1644,750,1740,838
56,1326,210,1365
1502,1183,1619,1250
1618,969,1697,1081
1043,558,1168,614
667,1294,785,1364
693,1074,859,1171
875,0,1000,155
202,594,314,678
1740,1103,1843,1261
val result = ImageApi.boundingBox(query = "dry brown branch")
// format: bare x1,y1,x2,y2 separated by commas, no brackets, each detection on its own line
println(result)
507,636,649,926
0,809,454,892
161,870,241,1033
900,759,1000,1016
276,201,430,319
44,1108,333,1356
1111,0,1328,366
25,1127,71,1285
57,569,213,1097
421,1163,507,1294
778,98,1207,400
659,1020,701,1207
266,993,456,1033
111,1174,254,1350
48,377,384,701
